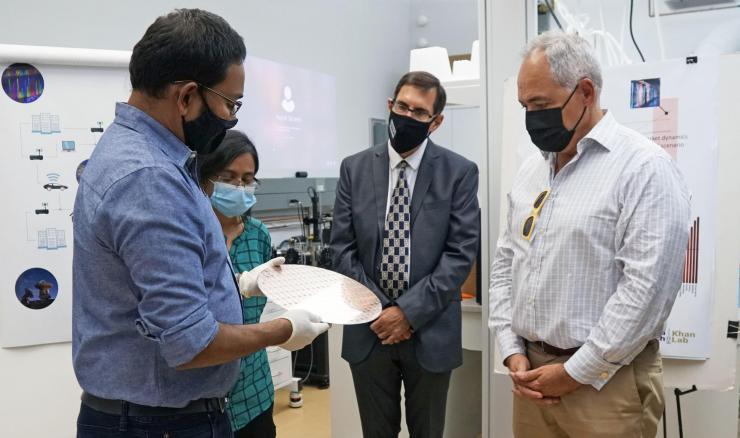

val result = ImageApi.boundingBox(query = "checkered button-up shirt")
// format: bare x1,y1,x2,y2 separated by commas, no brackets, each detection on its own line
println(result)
489,111,690,389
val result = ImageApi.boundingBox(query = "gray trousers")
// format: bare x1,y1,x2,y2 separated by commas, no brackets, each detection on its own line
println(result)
350,341,451,438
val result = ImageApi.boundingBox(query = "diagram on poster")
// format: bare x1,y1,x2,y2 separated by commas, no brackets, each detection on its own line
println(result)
0,55,130,347
601,57,719,360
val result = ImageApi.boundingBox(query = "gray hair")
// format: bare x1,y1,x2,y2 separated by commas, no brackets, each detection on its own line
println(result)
523,31,602,95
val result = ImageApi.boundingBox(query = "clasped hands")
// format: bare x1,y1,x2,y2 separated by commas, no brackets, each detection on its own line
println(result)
506,353,582,406
370,306,412,345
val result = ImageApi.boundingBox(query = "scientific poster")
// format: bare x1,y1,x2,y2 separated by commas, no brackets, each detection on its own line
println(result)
600,56,719,359
0,59,130,347
0,50,334,346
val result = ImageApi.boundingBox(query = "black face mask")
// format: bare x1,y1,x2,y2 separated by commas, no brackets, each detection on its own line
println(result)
388,111,433,155
525,84,587,153
182,93,238,155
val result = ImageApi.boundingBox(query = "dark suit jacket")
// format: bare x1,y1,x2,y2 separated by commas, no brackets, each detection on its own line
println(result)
330,140,480,373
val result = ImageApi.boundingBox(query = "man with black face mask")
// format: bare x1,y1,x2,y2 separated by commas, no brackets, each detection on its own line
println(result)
330,71,480,438
72,9,327,437
489,31,690,438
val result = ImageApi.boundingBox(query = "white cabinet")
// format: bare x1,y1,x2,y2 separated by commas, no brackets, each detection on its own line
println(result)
430,106,485,350
430,111,453,147
431,106,484,170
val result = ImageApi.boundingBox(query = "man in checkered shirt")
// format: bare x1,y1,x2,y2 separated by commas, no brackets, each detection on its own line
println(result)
489,31,690,438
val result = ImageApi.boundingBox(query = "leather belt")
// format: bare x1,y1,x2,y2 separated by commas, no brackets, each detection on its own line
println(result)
526,340,580,357
81,392,228,417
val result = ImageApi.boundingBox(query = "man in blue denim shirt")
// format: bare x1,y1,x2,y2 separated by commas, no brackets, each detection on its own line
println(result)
73,9,328,437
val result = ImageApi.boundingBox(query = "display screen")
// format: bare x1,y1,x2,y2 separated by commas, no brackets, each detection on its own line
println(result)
235,56,338,178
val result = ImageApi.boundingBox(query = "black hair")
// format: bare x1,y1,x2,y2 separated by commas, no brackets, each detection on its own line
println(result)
393,71,447,115
129,9,246,98
198,130,259,186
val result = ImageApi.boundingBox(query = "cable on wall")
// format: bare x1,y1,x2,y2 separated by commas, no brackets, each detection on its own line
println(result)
629,0,646,62
544,0,564,31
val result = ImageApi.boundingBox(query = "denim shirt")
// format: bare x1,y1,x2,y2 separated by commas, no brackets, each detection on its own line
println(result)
72,103,242,407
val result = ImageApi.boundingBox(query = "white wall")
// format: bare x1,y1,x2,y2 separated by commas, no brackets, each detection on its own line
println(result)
543,0,740,61
0,1,412,436
410,0,479,54
0,343,82,437
0,0,412,172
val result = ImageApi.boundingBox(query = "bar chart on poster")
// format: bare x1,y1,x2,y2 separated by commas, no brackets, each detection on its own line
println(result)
0,45,131,347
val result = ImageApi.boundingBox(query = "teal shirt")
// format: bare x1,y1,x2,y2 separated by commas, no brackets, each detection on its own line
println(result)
226,217,275,431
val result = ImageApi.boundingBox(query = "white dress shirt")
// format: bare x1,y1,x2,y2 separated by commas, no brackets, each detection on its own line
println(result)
385,139,427,216
384,139,428,269
489,111,690,390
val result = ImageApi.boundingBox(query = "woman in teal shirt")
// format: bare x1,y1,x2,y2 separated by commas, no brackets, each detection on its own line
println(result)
199,130,276,438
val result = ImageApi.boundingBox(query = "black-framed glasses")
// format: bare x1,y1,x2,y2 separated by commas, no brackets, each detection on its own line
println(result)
391,99,436,122
522,188,551,241
173,80,243,116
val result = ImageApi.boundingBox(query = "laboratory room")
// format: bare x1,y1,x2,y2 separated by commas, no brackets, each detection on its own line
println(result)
0,1,739,437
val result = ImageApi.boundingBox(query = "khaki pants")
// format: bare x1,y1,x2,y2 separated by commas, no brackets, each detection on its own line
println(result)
513,340,664,438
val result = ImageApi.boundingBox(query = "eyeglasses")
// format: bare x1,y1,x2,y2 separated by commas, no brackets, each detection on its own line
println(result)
391,100,436,122
212,175,259,190
522,188,551,241
173,80,243,116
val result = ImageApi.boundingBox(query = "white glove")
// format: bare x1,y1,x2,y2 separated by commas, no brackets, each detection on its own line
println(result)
237,257,285,298
277,309,330,351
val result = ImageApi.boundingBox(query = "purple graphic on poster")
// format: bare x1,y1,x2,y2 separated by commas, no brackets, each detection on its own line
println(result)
2,63,45,103
630,78,660,109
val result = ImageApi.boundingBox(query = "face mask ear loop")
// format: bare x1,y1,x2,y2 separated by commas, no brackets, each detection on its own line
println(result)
181,86,204,148
182,83,206,119
197,86,214,116
562,82,580,108
562,82,587,133
569,105,588,133
554,83,588,157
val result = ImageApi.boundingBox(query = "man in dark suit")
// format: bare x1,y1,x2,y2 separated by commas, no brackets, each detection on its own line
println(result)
330,71,480,438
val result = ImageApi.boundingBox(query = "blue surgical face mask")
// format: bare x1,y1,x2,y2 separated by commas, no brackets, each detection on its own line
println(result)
209,181,257,217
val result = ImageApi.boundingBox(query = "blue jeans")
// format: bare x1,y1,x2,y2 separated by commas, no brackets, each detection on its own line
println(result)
76,402,234,438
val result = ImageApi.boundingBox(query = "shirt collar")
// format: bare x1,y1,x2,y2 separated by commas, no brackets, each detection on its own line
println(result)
387,138,428,170
540,110,617,159
580,110,617,152
113,102,193,167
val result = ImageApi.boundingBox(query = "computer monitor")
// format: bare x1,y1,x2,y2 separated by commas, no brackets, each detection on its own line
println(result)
61,140,75,152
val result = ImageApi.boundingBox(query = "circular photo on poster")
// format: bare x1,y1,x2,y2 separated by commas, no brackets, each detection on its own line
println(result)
15,268,58,310
2,63,45,103
76,159,89,183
